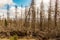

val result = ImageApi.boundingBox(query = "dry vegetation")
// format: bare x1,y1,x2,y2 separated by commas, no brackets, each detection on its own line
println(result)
0,0,60,40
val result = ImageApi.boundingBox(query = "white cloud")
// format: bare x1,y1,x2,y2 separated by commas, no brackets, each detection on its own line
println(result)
9,6,25,19
35,0,41,7
0,6,25,19
35,0,49,7
0,0,14,7
0,9,7,19
0,0,50,19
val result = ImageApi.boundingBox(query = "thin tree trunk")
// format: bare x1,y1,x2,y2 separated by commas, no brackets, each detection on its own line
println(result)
40,0,44,31
55,0,58,27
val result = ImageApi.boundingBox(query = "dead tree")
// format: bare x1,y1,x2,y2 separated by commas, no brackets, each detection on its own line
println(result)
26,7,32,36
24,6,28,32
15,5,18,31
40,0,44,31
55,0,58,27
2,14,5,27
5,4,10,36
48,0,51,29
5,4,10,28
54,0,58,36
36,8,40,31
30,0,36,33
15,5,17,21
20,5,23,32
7,4,10,20
28,8,31,28
24,7,27,27
47,0,52,39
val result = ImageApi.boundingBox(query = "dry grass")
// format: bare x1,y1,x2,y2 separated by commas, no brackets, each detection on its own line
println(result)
0,38,36,40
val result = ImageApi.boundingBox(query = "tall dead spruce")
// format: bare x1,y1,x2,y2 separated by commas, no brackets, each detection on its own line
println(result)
15,5,18,31
55,0,58,28
48,0,51,29
40,0,44,31
30,0,36,35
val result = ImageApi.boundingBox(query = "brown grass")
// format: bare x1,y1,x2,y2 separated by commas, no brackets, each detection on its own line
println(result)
0,38,36,40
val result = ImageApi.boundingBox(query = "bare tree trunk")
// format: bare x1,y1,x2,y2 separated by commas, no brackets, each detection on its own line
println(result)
37,8,40,32
19,5,22,31
48,0,52,34
48,0,51,29
28,8,31,34
15,5,18,31
55,0,58,36
28,0,36,37
55,0,58,28
48,0,52,39
40,0,44,31
31,0,36,33
7,5,10,20
24,6,29,32
6,5,10,31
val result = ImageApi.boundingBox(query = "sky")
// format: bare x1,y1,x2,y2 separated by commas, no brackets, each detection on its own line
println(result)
0,0,50,19
0,0,50,8
13,0,31,7
0,0,32,8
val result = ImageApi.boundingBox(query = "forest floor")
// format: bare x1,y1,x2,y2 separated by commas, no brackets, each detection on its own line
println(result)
0,36,37,40
0,38,36,40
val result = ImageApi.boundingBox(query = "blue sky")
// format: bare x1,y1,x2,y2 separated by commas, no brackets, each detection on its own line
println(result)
13,0,31,7
0,0,49,9
0,0,49,18
0,0,31,9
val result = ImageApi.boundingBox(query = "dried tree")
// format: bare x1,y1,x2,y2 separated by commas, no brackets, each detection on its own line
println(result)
4,19,8,27
40,0,44,31
5,4,10,27
36,8,40,32
15,5,18,31
24,6,28,32
31,0,36,33
20,5,23,31
48,0,51,28
7,4,10,20
55,0,59,36
15,5,17,20
55,0,58,27
27,7,32,35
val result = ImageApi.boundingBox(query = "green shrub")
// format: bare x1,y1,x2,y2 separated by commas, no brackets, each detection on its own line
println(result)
10,35,18,40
